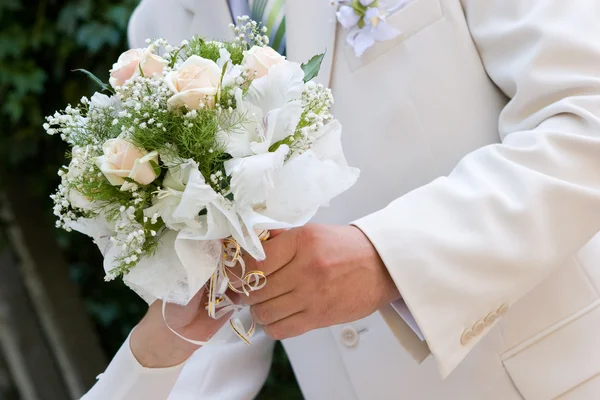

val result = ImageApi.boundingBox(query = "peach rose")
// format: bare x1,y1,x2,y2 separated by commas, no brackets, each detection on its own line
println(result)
165,55,222,110
242,46,286,79
109,48,167,88
96,138,159,189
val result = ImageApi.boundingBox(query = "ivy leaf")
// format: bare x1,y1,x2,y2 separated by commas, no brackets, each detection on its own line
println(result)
57,1,93,35
76,22,120,53
105,5,131,31
73,68,113,93
0,0,20,20
300,52,325,83
0,30,27,58
149,160,162,177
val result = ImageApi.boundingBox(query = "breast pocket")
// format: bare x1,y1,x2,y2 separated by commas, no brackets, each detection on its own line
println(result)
500,300,600,400
344,0,444,72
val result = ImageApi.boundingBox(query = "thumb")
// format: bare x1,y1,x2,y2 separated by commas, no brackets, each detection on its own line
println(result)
268,229,287,239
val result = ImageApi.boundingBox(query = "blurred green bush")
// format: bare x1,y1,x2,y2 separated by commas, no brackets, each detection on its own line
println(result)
0,0,300,397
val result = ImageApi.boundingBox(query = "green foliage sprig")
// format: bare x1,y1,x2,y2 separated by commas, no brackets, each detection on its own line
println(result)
184,37,245,65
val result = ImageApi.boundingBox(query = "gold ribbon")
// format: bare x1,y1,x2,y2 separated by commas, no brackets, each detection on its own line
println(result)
205,231,269,344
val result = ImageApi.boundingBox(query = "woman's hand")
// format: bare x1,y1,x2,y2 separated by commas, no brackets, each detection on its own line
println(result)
130,230,283,368
130,288,236,368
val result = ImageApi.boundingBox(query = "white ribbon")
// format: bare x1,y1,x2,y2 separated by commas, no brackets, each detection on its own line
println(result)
162,301,209,346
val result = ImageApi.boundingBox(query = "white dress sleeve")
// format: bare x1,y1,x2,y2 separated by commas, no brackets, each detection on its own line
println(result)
81,334,184,400
167,327,276,399
82,318,275,399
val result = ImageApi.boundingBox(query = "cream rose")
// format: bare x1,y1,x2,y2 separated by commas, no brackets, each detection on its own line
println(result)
165,56,221,110
242,46,286,79
96,138,159,189
109,48,168,88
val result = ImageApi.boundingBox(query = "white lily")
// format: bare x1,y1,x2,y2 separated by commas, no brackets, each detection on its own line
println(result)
217,61,304,158
336,5,361,29
143,158,198,231
346,7,400,57
334,1,402,57
225,144,290,209
229,120,360,239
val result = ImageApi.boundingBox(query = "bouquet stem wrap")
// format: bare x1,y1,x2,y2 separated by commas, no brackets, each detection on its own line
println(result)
163,232,270,346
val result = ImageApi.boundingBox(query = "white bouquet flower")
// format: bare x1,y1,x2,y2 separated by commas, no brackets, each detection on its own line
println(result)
45,17,359,343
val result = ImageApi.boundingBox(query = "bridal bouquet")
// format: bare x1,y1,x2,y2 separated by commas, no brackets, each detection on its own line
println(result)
45,17,359,340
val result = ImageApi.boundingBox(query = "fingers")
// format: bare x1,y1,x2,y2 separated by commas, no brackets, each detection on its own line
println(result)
243,268,295,306
268,229,286,239
226,230,288,288
243,228,299,277
263,311,310,341
250,291,304,326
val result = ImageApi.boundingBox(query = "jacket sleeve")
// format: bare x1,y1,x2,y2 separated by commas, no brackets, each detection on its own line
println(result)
354,0,600,378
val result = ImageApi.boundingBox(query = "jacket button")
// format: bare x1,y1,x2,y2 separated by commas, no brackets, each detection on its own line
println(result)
484,311,498,327
460,329,474,346
340,326,359,348
472,320,485,336
497,304,509,316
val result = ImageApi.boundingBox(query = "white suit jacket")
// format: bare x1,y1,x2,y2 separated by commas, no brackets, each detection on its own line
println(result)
83,0,600,399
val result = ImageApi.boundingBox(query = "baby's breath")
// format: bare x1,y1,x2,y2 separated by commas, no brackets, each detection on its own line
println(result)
230,16,270,48
107,204,164,277
269,81,335,155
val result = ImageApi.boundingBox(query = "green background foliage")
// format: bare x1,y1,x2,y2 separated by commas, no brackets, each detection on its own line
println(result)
0,1,301,397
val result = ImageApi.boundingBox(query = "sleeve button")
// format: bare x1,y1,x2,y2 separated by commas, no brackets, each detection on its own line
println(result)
472,320,485,335
497,304,509,316
484,311,498,327
460,329,474,345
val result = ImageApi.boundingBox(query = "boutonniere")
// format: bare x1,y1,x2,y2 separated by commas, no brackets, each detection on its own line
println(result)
333,0,407,57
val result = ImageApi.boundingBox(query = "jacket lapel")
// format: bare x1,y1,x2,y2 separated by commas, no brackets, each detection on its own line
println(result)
180,0,235,40
286,0,338,86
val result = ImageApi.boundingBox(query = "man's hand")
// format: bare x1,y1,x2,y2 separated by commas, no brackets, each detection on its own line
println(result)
131,289,236,368
243,224,400,340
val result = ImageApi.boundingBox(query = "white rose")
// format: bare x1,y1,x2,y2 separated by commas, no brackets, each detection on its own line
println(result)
242,46,286,79
165,56,221,110
95,138,159,189
90,93,121,110
109,48,168,88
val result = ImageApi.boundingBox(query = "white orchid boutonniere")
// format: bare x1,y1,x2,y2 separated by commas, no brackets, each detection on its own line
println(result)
333,0,406,57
